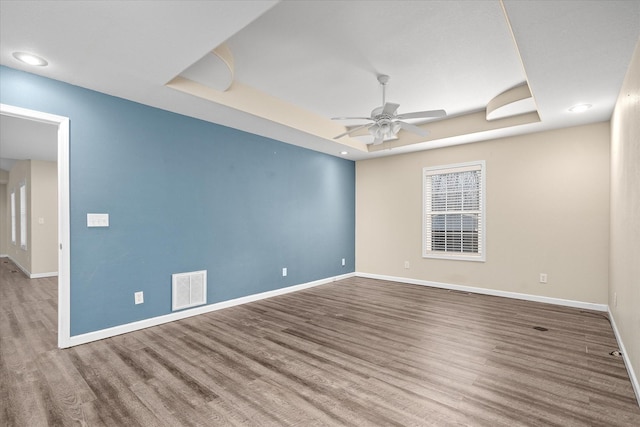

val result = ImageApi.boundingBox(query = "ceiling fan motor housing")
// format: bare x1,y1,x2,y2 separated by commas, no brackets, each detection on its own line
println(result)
378,74,390,85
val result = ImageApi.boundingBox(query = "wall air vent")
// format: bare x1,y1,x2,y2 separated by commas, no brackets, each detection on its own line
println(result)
172,270,207,311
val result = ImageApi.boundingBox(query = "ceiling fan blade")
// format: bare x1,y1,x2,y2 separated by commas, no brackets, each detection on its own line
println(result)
372,135,385,145
331,116,373,121
333,124,370,139
397,109,446,120
381,102,400,116
398,120,429,137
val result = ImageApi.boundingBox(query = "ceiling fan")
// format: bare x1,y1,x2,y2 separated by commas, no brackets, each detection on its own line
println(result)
332,75,446,145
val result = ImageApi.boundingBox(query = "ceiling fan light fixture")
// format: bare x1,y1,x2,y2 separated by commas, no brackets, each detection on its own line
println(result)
368,120,400,141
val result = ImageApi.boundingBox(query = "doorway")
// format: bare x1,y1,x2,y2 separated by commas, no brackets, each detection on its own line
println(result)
0,103,70,348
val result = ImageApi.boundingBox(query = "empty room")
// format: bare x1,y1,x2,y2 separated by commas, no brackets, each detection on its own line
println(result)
1,1,639,425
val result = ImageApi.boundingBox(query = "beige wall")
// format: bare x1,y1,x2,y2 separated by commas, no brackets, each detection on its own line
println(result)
610,39,640,396
5,160,58,276
6,160,31,272
30,160,58,275
356,122,610,304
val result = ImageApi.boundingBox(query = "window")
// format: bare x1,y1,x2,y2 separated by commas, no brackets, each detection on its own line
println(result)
423,161,485,261
10,190,16,245
20,182,27,250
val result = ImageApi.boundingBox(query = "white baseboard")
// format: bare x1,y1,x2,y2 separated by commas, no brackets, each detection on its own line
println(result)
63,270,638,407
64,272,356,348
0,254,8,258
4,256,57,278
30,271,58,279
356,272,608,312
608,307,640,406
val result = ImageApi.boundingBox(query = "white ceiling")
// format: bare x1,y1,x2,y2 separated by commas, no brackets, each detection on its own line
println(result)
227,1,525,120
0,1,638,162
0,114,57,172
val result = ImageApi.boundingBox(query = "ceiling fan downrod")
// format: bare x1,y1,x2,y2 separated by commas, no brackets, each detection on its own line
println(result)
378,74,390,106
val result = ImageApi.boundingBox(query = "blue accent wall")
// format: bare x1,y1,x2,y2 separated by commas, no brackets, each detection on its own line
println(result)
0,66,355,336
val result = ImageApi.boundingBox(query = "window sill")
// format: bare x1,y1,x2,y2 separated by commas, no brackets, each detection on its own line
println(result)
423,253,485,262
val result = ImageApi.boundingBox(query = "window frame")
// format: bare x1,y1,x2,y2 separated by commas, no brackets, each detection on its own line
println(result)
10,189,16,245
19,181,27,250
422,160,486,262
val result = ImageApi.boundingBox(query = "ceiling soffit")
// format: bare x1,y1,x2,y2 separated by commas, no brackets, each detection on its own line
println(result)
4,1,638,160
167,0,540,154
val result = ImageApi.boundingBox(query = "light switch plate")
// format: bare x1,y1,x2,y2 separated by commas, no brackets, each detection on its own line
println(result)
87,213,109,227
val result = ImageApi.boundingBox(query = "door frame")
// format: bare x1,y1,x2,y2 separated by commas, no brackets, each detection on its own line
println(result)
1,103,71,348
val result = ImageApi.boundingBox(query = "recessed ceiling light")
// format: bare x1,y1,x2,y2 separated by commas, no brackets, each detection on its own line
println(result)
12,52,48,66
568,104,592,113
340,151,348,155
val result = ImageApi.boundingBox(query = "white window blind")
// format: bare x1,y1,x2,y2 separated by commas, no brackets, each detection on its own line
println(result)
20,182,27,250
10,190,16,245
423,161,485,261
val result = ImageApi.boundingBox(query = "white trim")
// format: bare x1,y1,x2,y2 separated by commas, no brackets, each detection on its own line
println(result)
6,256,57,279
63,272,355,348
608,307,640,406
10,188,16,245
0,254,8,258
0,104,71,349
420,252,486,263
422,160,486,262
30,271,58,279
356,272,608,312
19,180,27,250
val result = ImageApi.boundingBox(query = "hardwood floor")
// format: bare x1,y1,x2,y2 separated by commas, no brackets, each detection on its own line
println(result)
1,258,639,426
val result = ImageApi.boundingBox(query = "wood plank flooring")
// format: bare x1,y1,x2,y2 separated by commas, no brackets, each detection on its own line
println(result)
1,257,639,426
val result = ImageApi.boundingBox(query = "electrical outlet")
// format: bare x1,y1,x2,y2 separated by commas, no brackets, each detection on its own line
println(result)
341,258,346,266
134,291,144,304
404,261,410,269
539,273,548,284
282,267,287,277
